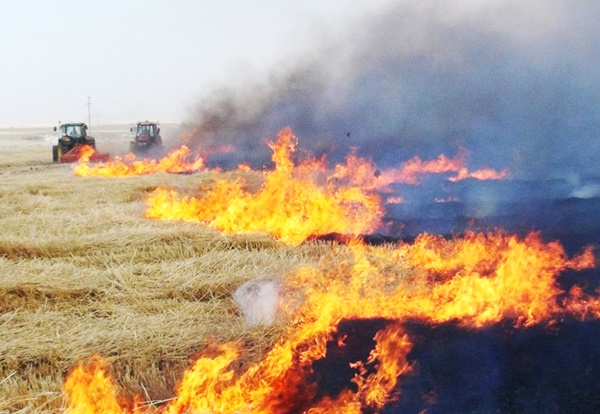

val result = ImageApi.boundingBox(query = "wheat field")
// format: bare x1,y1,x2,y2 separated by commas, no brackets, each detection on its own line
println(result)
0,131,335,413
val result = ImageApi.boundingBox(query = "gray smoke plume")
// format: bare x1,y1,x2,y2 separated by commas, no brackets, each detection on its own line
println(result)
185,0,600,180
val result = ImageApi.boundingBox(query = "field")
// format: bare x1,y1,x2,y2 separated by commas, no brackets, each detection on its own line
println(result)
3,125,600,413
0,125,332,412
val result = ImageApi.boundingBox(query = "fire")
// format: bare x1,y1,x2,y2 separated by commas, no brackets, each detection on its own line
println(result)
145,128,384,245
64,231,599,413
236,163,252,172
331,148,509,191
63,355,134,414
144,129,509,244
78,145,98,163
448,166,510,182
62,128,597,412
392,232,595,327
74,145,207,177
351,323,412,407
59,144,110,164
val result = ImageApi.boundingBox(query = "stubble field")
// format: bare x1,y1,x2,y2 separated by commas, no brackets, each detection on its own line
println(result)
5,125,600,414
0,126,332,413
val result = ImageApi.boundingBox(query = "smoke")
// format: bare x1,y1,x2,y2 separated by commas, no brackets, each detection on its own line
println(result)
185,0,600,179
571,183,600,199
233,280,282,326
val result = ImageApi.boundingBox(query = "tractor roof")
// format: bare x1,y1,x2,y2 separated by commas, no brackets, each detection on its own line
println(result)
137,121,158,126
61,123,88,127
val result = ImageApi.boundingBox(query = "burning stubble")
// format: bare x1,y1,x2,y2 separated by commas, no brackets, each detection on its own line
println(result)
3,124,600,412
58,123,600,412
142,128,508,245
4,1,600,411
63,233,599,413
74,145,208,177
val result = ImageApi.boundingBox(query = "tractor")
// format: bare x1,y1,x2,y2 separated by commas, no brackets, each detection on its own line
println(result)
52,123,106,163
130,121,162,153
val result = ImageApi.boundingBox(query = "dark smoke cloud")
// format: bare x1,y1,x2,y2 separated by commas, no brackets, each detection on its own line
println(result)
185,0,600,179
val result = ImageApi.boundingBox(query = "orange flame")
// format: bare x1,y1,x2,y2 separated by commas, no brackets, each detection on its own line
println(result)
63,355,135,414
236,163,252,172
74,145,207,177
77,145,98,163
63,129,593,413
64,231,598,413
60,145,110,164
145,128,384,245
331,148,509,191
351,323,412,408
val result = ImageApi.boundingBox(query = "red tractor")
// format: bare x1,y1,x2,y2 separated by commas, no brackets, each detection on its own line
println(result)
52,123,109,163
130,121,162,153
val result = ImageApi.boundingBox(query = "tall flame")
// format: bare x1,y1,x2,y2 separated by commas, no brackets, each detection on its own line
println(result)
74,145,207,177
63,128,594,413
64,231,598,413
145,128,384,245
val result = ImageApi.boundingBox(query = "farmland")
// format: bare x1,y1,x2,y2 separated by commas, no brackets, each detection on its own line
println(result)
2,125,600,413
0,126,329,412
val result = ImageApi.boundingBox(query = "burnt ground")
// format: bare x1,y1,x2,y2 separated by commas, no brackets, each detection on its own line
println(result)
382,177,600,254
314,177,600,413
388,319,600,414
387,178,600,413
311,318,600,414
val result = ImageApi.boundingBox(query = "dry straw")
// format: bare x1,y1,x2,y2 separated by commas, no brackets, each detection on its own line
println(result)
0,144,334,413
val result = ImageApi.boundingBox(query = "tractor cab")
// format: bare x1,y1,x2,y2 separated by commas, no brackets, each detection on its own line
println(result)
130,121,162,153
60,124,87,139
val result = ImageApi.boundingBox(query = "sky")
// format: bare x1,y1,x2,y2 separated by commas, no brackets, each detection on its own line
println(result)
0,0,391,126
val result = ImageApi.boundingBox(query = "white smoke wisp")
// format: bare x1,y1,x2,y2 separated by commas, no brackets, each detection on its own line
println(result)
571,184,600,199
233,280,282,326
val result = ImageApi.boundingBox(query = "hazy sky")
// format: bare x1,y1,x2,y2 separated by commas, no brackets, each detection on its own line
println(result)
1,0,390,126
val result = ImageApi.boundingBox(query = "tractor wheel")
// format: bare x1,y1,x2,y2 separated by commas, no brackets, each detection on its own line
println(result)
52,145,59,163
57,143,68,161
58,144,64,160
85,138,96,149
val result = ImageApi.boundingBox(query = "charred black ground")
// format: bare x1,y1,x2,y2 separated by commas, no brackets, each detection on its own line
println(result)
306,174,600,413
308,318,600,414
311,176,600,254
389,319,600,414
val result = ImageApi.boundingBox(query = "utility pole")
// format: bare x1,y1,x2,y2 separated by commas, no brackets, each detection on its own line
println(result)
87,96,92,129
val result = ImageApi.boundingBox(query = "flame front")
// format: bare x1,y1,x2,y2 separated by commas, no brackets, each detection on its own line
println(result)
64,230,599,413
331,148,509,191
63,129,596,413
74,145,207,177
145,128,384,245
